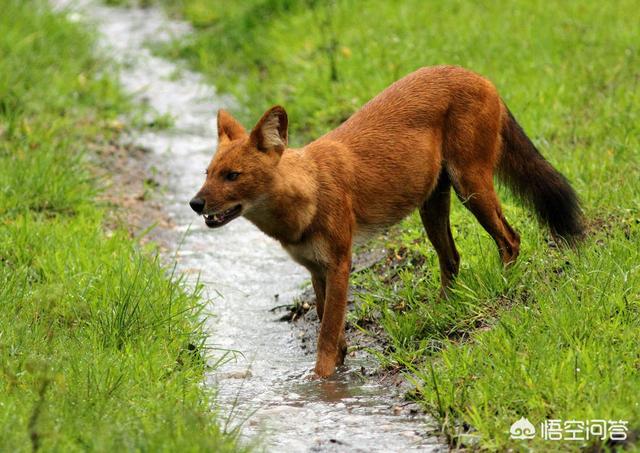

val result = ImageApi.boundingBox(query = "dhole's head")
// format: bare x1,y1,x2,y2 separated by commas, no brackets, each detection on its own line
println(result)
189,106,288,228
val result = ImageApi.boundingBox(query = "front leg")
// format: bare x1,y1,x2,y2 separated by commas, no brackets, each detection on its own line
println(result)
314,257,351,377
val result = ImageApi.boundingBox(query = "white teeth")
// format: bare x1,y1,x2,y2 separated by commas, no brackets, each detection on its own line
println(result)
204,207,239,223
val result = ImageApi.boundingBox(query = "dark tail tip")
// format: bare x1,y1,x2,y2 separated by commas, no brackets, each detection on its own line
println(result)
499,108,585,245
534,170,585,245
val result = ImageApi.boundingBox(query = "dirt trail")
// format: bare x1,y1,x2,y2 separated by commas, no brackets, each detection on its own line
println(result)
52,1,443,451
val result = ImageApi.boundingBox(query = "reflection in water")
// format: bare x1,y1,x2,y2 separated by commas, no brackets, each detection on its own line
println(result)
314,376,361,403
51,0,443,451
295,367,367,403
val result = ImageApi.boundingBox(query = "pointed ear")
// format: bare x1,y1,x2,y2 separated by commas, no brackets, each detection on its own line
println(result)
250,105,288,153
217,109,247,143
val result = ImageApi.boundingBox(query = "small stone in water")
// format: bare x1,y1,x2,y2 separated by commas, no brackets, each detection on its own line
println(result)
223,370,252,379
400,430,420,439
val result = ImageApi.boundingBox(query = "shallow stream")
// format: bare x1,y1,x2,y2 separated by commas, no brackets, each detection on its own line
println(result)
52,2,442,451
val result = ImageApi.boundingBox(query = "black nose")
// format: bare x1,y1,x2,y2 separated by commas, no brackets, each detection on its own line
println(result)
189,197,205,214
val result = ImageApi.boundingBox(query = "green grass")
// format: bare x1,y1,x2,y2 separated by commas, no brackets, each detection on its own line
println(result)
148,0,640,450
0,1,241,450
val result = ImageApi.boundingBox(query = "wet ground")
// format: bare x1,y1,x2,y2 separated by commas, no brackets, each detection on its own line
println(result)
52,1,444,451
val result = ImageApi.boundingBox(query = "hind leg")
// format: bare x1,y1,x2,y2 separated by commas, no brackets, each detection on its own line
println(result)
451,170,520,265
311,272,326,321
443,97,521,265
420,171,460,296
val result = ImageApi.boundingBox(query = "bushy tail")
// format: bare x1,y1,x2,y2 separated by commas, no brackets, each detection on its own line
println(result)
498,106,584,243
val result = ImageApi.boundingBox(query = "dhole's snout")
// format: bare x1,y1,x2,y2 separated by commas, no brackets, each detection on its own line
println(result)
189,193,243,228
189,196,205,214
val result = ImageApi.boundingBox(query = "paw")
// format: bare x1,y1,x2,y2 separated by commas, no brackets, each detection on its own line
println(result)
314,359,336,378
304,371,324,381
438,287,450,300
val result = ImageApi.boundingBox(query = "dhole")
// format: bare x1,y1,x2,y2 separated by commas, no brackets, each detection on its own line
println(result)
190,65,583,378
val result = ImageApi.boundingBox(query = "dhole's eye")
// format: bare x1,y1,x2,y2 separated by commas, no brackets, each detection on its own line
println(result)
225,171,240,181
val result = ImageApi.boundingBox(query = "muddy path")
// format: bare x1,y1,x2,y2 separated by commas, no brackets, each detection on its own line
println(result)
53,1,444,451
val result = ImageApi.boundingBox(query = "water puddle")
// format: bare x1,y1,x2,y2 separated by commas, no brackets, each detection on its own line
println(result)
52,1,443,451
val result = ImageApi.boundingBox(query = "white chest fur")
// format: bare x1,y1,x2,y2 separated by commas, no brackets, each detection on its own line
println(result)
282,237,331,273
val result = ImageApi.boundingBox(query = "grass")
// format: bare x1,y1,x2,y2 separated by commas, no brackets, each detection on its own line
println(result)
147,0,640,450
0,1,241,450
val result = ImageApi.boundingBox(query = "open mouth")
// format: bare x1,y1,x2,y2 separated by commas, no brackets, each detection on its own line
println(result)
203,204,242,228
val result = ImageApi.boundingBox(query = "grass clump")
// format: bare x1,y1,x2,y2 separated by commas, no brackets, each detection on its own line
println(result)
150,0,640,450
0,1,240,450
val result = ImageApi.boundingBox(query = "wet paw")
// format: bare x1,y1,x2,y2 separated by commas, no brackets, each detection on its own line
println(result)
304,372,324,381
314,359,336,378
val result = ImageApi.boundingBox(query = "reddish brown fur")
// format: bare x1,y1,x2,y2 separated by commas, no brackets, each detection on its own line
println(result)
191,65,582,377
